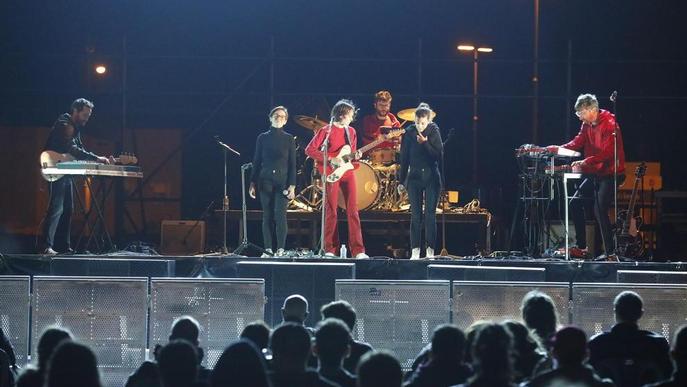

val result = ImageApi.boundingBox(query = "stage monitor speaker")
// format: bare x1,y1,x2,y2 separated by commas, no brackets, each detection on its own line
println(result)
31,276,149,387
160,220,205,255
452,281,570,330
572,283,687,343
428,265,545,282
149,278,265,368
0,276,30,366
335,280,451,369
617,270,687,284
51,257,175,277
236,262,355,327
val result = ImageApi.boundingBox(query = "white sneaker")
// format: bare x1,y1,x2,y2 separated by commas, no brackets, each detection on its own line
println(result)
324,252,337,258
426,247,435,258
276,248,285,257
410,248,421,260
260,248,273,258
355,252,369,259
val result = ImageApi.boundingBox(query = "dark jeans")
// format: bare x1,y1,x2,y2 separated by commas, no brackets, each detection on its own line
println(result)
570,174,625,254
407,167,441,250
42,177,74,249
258,179,289,251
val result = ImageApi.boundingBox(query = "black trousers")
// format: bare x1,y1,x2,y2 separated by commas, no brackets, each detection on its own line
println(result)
407,167,441,250
570,174,625,254
42,177,74,249
258,179,289,251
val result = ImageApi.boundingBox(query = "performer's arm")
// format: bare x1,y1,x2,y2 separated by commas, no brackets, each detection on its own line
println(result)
287,136,297,187
59,123,99,161
582,124,616,166
250,134,263,184
399,131,410,185
305,127,327,161
561,127,587,151
423,126,443,161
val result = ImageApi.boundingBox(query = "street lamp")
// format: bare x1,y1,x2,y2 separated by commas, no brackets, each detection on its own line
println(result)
457,44,493,186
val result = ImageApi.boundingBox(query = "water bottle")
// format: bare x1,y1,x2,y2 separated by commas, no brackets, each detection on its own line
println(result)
339,244,347,259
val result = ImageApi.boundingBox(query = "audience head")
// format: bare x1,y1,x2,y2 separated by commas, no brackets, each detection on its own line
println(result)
357,350,402,387
521,290,559,343
169,316,201,346
464,320,490,364
614,291,644,324
673,324,687,369
157,340,199,387
281,295,309,324
471,322,514,382
270,323,312,371
37,327,73,371
211,340,270,387
321,300,358,331
46,341,101,387
503,319,542,356
314,318,352,367
430,324,466,364
551,326,588,366
240,321,271,351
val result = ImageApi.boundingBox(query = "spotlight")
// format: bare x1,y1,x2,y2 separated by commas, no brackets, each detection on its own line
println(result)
95,65,107,75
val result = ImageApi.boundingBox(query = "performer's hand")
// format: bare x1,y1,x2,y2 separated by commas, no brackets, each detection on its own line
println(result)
108,155,116,164
546,145,559,154
571,160,585,168
397,184,406,195
287,185,296,200
249,183,256,199
416,132,428,144
96,156,111,164
354,150,362,160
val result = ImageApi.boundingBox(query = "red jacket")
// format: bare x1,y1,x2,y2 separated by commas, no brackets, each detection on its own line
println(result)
561,109,625,176
305,124,358,174
361,113,401,151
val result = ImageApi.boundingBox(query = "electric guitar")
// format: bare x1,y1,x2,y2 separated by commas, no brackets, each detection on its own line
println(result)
320,128,405,183
39,150,138,182
615,162,646,258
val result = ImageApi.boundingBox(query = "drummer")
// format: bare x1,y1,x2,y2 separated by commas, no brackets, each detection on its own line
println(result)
360,90,402,156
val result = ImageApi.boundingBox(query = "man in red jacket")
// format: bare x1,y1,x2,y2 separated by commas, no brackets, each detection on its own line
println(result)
305,99,368,258
360,90,401,151
548,93,626,259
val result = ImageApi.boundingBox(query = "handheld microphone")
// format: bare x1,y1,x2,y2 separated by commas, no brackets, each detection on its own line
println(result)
610,91,618,102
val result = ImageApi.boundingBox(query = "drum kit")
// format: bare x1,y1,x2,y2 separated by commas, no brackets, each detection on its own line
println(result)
289,109,436,212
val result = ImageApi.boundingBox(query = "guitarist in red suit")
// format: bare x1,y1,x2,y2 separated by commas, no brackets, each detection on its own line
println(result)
305,99,368,258
548,93,626,260
40,98,113,255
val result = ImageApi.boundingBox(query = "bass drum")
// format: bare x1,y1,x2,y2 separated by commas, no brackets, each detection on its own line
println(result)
338,161,381,211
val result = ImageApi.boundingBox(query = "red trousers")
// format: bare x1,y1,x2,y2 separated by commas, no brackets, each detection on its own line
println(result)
324,170,365,256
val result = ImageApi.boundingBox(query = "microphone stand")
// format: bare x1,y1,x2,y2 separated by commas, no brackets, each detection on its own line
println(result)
610,91,619,253
233,162,266,255
318,119,335,257
439,128,455,257
214,136,241,255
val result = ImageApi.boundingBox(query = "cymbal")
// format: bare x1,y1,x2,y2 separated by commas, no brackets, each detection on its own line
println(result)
294,115,328,131
397,108,437,122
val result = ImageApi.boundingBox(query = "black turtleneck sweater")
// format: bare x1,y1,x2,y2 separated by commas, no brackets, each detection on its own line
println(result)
399,122,443,184
250,127,297,187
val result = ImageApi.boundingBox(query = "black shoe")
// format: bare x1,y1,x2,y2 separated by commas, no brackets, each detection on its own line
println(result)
64,247,75,255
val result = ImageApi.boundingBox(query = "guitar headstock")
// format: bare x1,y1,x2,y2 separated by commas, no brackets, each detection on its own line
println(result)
635,162,647,178
118,152,138,165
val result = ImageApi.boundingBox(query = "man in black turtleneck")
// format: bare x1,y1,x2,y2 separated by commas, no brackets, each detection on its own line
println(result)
249,106,297,257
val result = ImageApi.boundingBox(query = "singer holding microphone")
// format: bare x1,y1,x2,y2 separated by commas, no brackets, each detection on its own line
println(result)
249,106,297,257
398,103,443,259
547,93,626,260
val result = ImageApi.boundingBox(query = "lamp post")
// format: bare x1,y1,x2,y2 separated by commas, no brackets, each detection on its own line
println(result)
457,44,493,186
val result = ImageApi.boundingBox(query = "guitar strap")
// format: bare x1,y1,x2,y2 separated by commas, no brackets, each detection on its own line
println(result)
343,126,352,148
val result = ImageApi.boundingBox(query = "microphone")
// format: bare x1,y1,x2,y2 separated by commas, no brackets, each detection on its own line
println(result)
241,162,252,170
610,91,618,102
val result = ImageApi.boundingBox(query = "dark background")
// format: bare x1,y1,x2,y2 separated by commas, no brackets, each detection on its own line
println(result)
1,0,686,255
